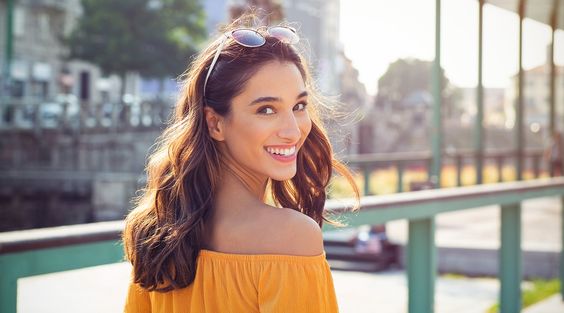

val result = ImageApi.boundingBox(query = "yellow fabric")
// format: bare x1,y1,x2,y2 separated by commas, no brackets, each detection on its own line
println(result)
124,249,339,313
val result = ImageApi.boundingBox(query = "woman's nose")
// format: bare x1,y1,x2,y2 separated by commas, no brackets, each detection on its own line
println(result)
277,112,301,141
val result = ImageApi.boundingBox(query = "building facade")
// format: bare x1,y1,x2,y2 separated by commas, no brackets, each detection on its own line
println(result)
504,47,564,132
0,0,88,101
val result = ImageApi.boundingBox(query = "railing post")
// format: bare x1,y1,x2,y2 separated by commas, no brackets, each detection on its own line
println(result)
427,158,433,182
363,165,371,196
407,217,436,313
497,156,504,183
500,203,522,313
397,161,404,193
456,154,462,187
533,155,540,178
0,263,17,313
561,196,564,300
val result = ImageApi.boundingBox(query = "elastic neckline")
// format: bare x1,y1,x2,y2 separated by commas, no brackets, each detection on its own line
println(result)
198,249,326,263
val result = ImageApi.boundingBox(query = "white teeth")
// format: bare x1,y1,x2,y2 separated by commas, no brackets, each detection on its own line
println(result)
266,146,296,156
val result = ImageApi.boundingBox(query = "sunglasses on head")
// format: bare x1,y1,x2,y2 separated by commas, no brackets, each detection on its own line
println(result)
203,26,300,99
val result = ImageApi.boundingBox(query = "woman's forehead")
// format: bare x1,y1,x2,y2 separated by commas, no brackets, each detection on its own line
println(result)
234,61,306,104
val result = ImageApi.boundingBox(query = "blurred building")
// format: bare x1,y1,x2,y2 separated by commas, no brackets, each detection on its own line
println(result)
458,87,505,128
504,45,564,131
204,0,229,35
227,0,283,25
333,52,367,155
282,0,341,93
1,0,74,100
0,0,119,104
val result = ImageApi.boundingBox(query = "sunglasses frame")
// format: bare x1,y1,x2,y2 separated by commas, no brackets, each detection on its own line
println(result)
203,26,299,99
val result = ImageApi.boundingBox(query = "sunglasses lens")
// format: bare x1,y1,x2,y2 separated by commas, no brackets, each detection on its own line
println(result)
231,29,266,47
268,27,299,44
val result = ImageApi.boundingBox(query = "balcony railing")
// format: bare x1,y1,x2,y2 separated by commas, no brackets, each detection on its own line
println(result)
342,148,547,195
1,177,563,313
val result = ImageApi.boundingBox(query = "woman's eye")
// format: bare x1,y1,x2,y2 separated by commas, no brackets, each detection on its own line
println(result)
294,102,308,111
258,107,275,115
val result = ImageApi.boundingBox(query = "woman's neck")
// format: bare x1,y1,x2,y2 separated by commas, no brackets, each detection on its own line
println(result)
212,163,269,220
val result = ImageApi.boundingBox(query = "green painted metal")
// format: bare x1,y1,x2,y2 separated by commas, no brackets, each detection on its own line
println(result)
456,155,462,187
363,165,371,196
548,0,558,176
561,196,564,299
0,240,124,313
548,0,558,136
497,157,504,182
407,218,436,313
2,179,563,313
323,182,564,229
431,0,443,188
516,0,525,181
397,161,404,192
500,203,522,313
475,0,484,185
3,0,14,87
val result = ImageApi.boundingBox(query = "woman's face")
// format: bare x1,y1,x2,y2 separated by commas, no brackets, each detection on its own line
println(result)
216,61,312,182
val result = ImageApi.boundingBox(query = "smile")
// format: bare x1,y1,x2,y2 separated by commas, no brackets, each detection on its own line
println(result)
265,145,296,156
264,145,297,163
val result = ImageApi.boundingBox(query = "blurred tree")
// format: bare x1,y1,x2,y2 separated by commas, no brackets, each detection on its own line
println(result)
375,58,460,116
65,0,207,94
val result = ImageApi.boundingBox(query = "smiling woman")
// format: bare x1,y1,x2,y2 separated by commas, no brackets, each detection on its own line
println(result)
122,15,360,313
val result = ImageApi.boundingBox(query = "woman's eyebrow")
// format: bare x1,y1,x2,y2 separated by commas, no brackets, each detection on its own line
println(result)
248,91,308,106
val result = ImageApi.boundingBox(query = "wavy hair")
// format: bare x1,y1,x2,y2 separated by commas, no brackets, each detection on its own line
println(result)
123,18,360,292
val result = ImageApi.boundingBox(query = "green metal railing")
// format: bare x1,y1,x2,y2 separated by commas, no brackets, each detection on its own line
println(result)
0,222,124,313
343,148,546,195
321,177,564,313
1,177,563,313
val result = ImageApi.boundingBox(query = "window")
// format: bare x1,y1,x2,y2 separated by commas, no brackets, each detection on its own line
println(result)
14,7,25,37
11,80,25,98
38,13,50,39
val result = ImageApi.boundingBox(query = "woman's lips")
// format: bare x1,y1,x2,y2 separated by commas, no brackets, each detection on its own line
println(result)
264,145,297,163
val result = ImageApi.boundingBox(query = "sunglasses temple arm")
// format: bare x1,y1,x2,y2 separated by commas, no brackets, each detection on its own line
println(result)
203,36,228,96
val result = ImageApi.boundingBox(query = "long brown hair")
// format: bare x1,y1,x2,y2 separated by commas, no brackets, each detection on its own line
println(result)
123,19,360,292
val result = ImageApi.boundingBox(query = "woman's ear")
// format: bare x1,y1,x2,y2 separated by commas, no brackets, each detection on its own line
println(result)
204,107,225,141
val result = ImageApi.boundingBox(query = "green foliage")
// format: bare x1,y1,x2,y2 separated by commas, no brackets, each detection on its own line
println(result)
486,279,560,313
375,58,460,114
65,0,207,78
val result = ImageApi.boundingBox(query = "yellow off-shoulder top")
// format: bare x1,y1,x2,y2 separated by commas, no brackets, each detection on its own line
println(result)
124,249,339,313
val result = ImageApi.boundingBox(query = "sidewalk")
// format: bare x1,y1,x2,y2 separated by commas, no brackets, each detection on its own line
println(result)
18,262,562,312
383,196,562,279
19,262,501,313
331,269,499,313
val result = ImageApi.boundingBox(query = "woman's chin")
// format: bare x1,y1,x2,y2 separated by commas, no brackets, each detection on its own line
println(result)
269,169,297,182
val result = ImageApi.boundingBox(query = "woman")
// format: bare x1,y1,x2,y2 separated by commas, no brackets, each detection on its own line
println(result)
123,19,359,313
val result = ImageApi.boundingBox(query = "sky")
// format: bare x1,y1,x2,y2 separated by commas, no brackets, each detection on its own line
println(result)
340,0,564,96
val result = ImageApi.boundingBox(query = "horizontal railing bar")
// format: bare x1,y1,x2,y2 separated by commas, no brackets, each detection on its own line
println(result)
0,170,142,181
0,221,123,254
341,148,544,164
342,151,431,163
326,177,564,213
3,178,564,254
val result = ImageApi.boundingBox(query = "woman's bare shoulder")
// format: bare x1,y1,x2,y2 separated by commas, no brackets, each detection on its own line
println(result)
258,207,324,256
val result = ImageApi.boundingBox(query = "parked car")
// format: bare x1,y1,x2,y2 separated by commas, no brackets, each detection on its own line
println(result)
323,224,400,271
